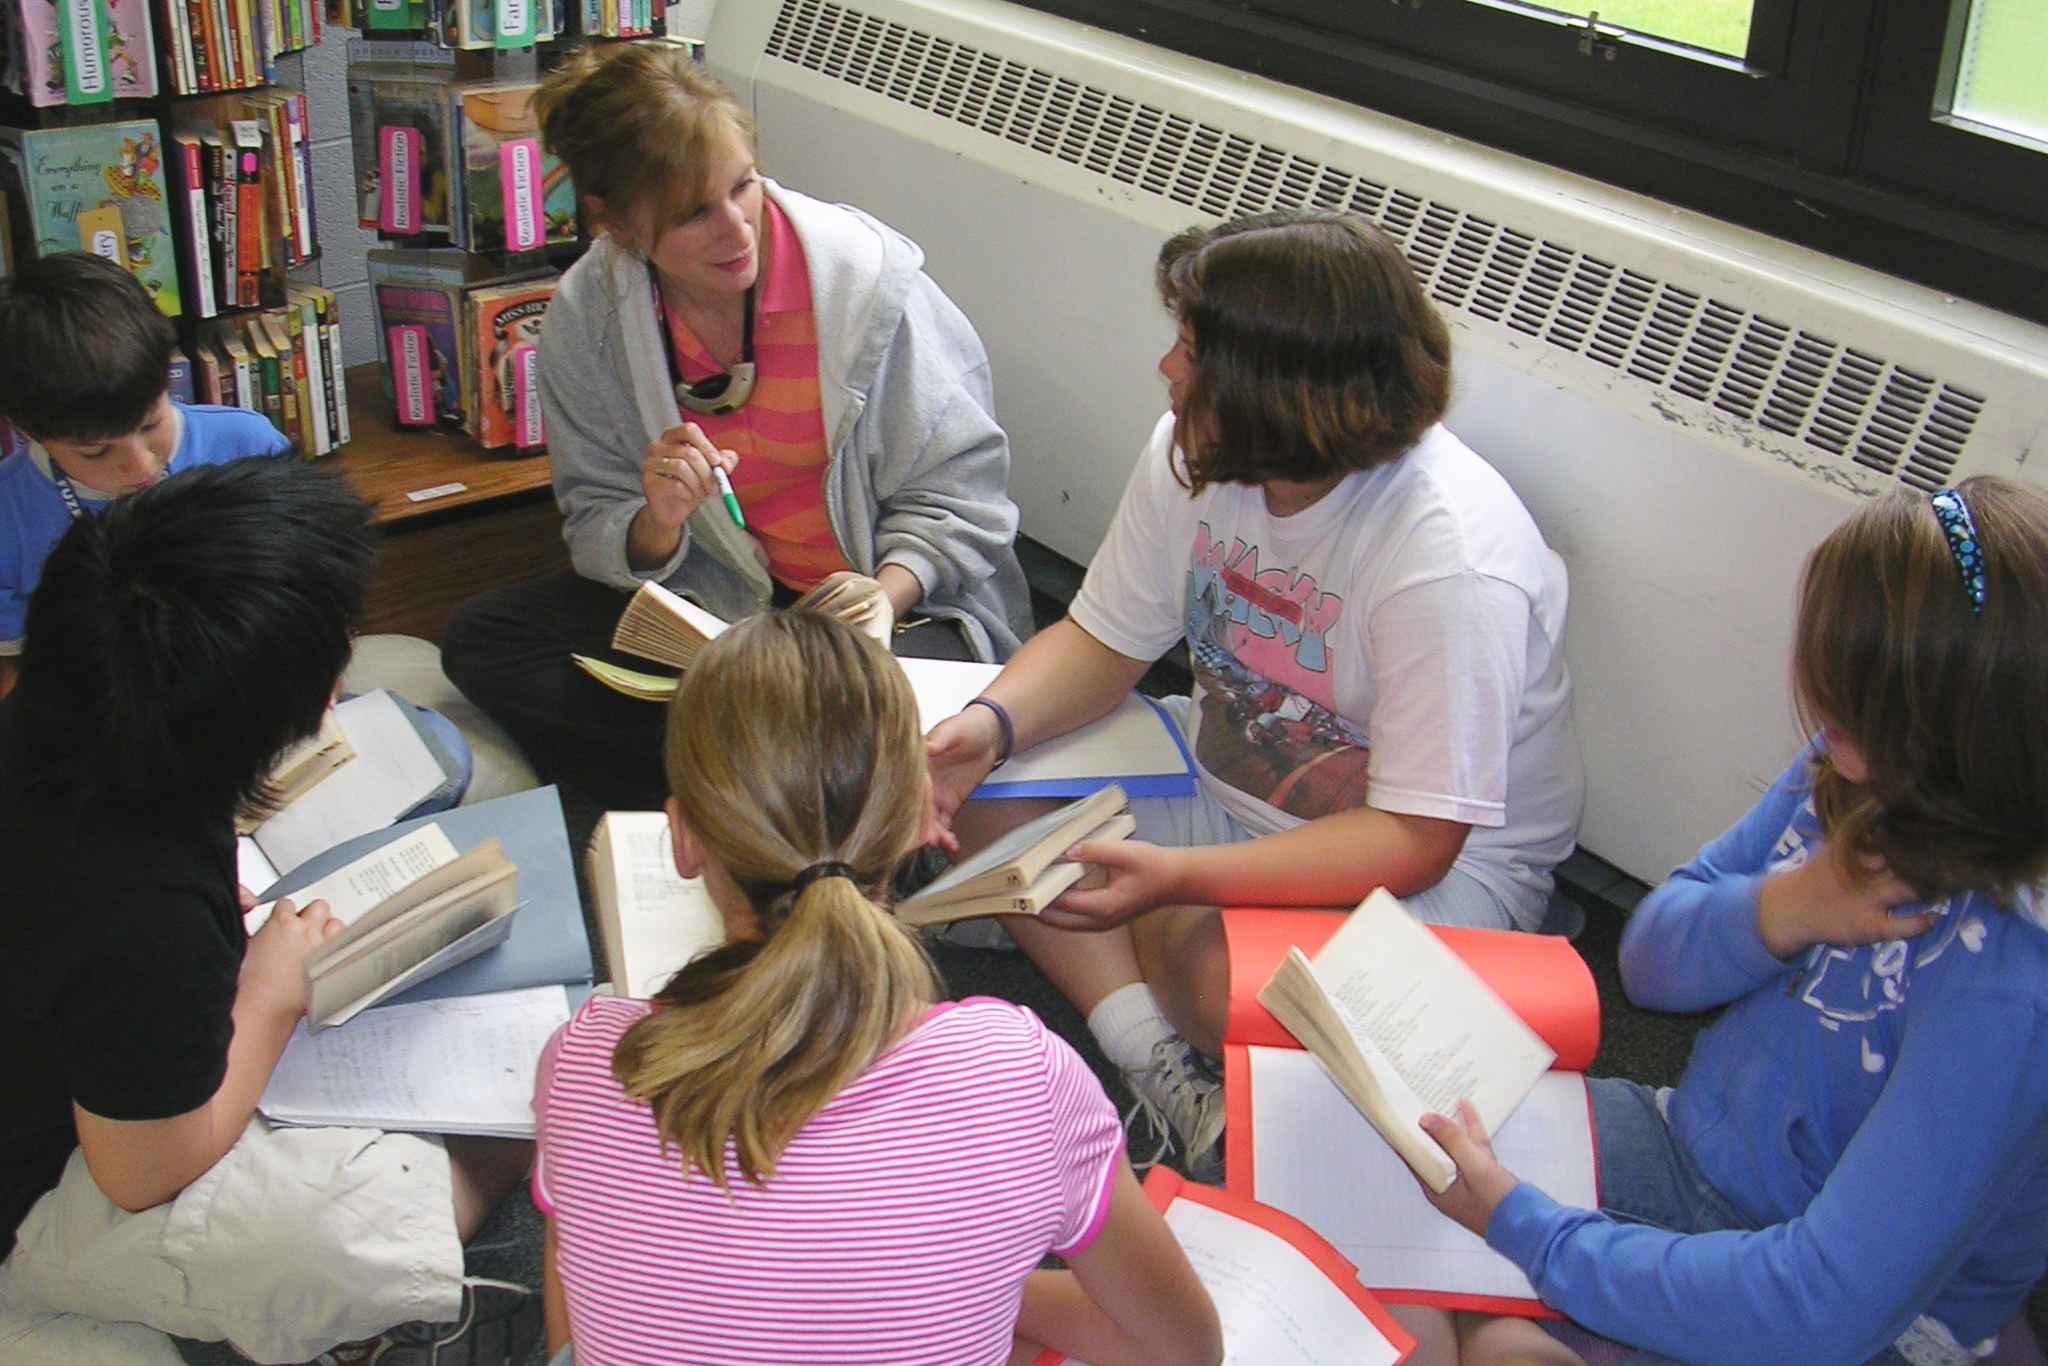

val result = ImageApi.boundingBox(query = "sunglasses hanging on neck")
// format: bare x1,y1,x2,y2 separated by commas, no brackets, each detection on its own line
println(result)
650,261,758,416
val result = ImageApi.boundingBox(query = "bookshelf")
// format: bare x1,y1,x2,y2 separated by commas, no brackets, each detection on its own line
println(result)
329,362,568,639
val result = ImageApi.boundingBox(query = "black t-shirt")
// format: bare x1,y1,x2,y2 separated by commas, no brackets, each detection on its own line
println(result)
0,705,243,1248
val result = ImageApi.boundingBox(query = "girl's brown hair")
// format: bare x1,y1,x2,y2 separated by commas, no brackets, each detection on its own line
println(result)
532,40,755,244
611,611,939,1188
1155,208,1451,491
1795,475,2048,902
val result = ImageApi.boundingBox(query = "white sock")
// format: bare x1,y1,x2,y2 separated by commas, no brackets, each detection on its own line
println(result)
1088,982,1177,1072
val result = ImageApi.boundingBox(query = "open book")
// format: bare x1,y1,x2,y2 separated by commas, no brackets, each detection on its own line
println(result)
1257,888,1559,1192
255,786,594,1012
894,785,1134,925
578,571,894,692
238,689,466,884
1225,906,1599,1315
237,709,353,832
250,825,520,1029
1034,1166,1414,1366
586,810,726,997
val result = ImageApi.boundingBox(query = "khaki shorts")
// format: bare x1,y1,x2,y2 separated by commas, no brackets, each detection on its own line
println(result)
0,1119,464,1364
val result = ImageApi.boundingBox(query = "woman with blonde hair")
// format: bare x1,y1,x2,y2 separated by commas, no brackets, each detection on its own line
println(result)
444,41,1032,809
531,610,1220,1366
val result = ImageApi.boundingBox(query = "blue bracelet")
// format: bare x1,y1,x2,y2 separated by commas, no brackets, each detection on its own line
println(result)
963,696,1014,768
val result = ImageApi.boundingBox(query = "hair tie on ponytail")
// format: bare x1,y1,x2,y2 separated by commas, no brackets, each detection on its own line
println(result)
791,861,857,894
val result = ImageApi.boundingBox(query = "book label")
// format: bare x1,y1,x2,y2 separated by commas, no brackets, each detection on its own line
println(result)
512,344,543,447
59,0,113,104
496,0,533,47
379,126,422,235
76,206,126,265
390,324,435,426
500,139,543,251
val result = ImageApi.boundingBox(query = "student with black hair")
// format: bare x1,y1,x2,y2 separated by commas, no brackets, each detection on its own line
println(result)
0,459,535,1366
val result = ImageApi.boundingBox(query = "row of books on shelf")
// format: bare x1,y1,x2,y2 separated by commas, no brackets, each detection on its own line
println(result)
0,0,318,104
169,284,351,455
0,0,672,106
0,104,311,319
331,0,664,42
347,46,577,252
370,245,556,448
169,92,316,316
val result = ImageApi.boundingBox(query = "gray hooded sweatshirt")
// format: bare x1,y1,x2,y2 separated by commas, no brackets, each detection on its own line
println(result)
537,181,1033,660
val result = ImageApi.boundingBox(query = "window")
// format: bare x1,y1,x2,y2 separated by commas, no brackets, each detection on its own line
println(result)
1005,0,2047,322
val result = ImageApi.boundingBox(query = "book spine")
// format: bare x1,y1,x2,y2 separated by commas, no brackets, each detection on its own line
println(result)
293,295,330,454
231,119,261,307
167,346,194,404
320,293,348,446
174,134,217,317
285,93,312,259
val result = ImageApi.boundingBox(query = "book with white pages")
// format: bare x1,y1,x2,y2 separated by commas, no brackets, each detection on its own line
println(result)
260,984,578,1137
894,785,1135,926
586,810,726,998
1256,888,1558,1193
243,689,463,877
896,658,1197,800
1034,1165,1415,1366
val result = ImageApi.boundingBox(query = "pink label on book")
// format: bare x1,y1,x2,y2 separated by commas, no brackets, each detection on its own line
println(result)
379,126,422,235
390,325,434,426
500,139,544,252
512,346,543,447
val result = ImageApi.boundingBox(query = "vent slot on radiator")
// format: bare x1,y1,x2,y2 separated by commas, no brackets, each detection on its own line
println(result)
765,0,1984,491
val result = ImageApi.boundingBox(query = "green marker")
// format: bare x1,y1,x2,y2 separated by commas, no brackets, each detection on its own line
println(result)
712,465,746,529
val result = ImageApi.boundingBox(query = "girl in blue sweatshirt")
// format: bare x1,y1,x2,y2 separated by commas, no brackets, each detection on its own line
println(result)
1419,476,2048,1366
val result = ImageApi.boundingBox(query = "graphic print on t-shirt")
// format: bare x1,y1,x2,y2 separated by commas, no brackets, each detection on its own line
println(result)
1184,522,1369,820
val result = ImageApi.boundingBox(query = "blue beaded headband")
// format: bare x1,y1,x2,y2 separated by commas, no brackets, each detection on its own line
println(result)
1928,488,1986,615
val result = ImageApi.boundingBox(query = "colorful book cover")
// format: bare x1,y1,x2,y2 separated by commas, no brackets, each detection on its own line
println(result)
372,279,465,428
10,0,159,105
0,120,181,316
465,275,554,448
347,53,455,236
450,81,574,254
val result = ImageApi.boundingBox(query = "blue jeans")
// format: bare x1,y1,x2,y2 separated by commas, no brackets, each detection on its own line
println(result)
1582,1077,1910,1366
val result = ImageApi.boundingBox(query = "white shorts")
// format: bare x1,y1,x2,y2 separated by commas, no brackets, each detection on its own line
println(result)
0,1119,464,1364
1134,697,1517,931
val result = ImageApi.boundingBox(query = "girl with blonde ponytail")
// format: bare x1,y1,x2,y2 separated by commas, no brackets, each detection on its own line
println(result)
531,610,1220,1366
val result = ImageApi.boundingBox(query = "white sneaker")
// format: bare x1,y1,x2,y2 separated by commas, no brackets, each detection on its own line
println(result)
1120,1035,1224,1177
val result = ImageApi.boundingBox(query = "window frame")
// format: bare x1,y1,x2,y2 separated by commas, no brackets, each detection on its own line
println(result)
1002,0,2048,324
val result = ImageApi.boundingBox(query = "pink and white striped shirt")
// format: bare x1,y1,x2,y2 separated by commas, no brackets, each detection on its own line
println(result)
533,996,1124,1366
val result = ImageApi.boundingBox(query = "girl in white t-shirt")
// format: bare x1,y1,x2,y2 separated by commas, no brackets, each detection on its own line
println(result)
532,610,1218,1366
925,208,1582,1177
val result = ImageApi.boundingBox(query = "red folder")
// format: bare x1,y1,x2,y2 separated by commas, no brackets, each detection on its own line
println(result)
1222,906,1601,1318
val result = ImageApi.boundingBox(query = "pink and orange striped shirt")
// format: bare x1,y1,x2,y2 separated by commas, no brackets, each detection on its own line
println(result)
662,197,851,592
533,996,1124,1366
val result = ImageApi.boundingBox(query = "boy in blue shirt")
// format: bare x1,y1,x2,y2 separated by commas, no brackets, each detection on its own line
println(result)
0,252,289,697
0,252,473,810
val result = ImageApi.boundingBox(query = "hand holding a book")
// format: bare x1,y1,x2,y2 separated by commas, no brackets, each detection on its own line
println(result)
1417,1099,1523,1240
1753,842,1932,961
240,895,342,1020
1039,837,1182,930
